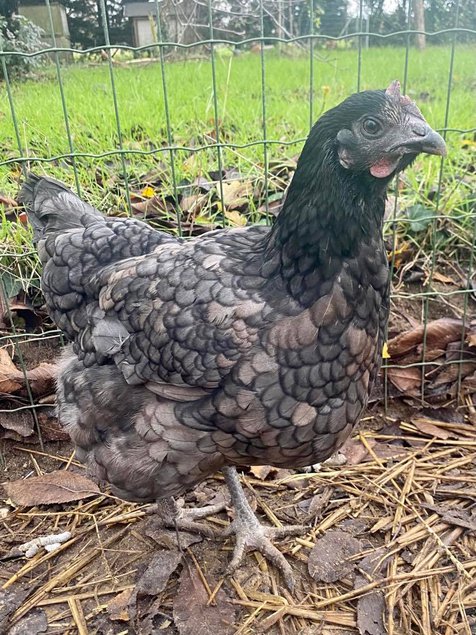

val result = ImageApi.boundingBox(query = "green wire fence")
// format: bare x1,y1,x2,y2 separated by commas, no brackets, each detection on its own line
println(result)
0,0,475,442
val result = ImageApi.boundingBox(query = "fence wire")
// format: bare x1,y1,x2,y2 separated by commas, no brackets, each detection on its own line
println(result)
0,0,475,427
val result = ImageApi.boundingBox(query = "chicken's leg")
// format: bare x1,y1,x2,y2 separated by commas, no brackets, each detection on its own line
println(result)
222,466,305,589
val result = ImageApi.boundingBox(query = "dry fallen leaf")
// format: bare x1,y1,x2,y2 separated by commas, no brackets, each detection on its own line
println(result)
144,519,202,551
386,366,421,394
0,586,31,632
388,318,463,358
173,564,235,635
8,608,48,635
127,550,183,628
412,417,451,440
307,488,333,519
249,465,275,480
107,588,134,622
0,349,56,397
37,412,70,442
221,180,253,209
355,549,388,635
224,209,247,226
136,550,183,597
467,327,476,347
131,194,174,219
0,348,22,394
308,530,362,583
339,437,376,465
20,363,57,396
4,470,100,506
433,362,475,387
432,271,457,285
180,193,207,217
0,410,35,439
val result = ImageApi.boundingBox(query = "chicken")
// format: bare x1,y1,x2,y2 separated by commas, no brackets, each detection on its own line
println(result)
20,81,446,588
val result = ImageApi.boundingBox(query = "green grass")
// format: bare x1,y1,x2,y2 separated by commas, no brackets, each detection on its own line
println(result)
0,44,475,295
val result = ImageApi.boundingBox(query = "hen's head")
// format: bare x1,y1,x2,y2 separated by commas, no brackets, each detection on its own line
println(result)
316,80,446,180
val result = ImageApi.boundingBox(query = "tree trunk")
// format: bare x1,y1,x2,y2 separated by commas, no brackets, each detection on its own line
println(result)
413,0,426,50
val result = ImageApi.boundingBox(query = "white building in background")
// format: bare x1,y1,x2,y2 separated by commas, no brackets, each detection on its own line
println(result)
124,0,207,48
123,2,160,48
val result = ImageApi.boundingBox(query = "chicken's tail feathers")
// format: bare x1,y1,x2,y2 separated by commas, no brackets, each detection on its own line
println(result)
19,173,104,241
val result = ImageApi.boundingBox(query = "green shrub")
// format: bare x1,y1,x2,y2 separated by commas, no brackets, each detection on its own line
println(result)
0,14,45,78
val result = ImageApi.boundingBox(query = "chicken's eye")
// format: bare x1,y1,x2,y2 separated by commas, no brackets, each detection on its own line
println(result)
362,118,382,136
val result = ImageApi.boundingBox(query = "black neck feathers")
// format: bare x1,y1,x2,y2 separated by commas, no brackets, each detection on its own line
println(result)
261,109,389,303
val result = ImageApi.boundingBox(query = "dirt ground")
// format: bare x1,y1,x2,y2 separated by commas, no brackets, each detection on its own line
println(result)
1,399,476,635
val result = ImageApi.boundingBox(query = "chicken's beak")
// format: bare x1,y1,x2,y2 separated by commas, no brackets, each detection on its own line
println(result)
392,118,447,157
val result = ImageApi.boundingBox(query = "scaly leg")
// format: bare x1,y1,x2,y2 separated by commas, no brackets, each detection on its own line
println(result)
222,466,305,589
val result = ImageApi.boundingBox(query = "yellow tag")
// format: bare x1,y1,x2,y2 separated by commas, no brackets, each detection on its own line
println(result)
382,342,390,359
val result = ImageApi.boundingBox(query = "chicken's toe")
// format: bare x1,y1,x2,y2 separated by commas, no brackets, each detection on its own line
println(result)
224,514,303,589
152,497,226,539
223,466,305,589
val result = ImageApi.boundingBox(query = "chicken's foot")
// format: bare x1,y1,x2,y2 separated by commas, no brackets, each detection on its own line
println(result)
150,497,226,539
222,466,305,589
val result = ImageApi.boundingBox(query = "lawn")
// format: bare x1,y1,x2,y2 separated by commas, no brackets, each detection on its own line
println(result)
0,44,474,196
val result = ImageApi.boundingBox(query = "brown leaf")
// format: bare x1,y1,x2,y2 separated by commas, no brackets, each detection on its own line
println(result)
0,586,31,632
412,418,451,439
388,318,463,358
107,589,133,622
8,299,43,331
356,579,385,635
127,550,183,627
136,550,182,597
433,362,475,387
432,271,457,285
386,366,421,394
422,505,476,532
416,347,445,362
37,412,70,442
180,193,207,217
131,194,175,219
372,443,408,461
308,530,362,583
0,348,22,394
258,195,285,217
467,330,476,347
8,608,48,635
462,372,476,391
0,410,35,439
221,180,252,209
356,549,388,635
143,519,202,551
249,465,275,480
339,437,376,465
223,209,247,226
0,350,56,398
4,470,100,506
173,564,235,635
307,488,333,519
21,363,57,396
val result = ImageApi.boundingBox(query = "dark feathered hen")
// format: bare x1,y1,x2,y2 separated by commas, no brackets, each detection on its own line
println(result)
20,81,445,588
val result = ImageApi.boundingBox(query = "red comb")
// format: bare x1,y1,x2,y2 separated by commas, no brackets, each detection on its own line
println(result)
385,80,412,105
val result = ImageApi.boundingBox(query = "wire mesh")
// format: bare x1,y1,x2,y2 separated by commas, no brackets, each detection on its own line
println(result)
0,0,475,423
